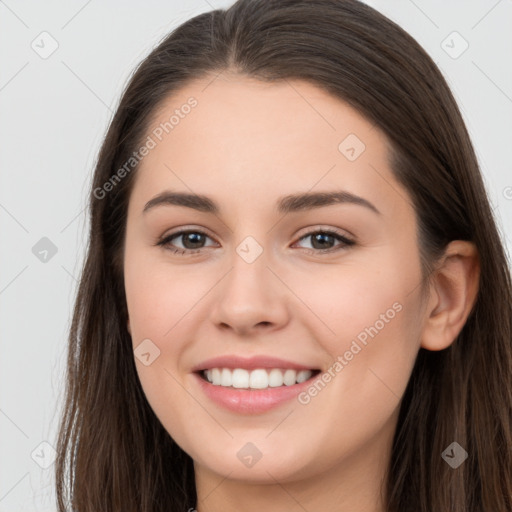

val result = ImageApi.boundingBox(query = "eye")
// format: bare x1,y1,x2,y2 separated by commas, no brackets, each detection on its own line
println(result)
292,229,355,253
156,227,355,256
156,229,217,255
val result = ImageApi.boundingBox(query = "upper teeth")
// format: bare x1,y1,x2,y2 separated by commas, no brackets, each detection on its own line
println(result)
204,368,313,389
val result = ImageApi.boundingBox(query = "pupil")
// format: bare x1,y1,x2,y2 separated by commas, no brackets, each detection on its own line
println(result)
184,232,204,249
312,233,333,249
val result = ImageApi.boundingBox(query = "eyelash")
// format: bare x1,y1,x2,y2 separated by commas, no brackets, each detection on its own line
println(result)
156,227,355,256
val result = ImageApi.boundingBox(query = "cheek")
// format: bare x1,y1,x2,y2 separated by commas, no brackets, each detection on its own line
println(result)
297,247,422,387
295,258,407,334
124,249,201,344
124,252,202,441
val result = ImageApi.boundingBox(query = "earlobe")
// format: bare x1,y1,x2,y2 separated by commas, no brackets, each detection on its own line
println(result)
420,240,480,351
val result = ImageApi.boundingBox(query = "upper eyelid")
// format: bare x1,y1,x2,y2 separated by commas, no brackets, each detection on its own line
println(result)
163,227,218,244
295,225,354,240
164,224,354,238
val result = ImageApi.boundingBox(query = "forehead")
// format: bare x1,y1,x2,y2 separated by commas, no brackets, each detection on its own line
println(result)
146,73,384,163
129,73,409,220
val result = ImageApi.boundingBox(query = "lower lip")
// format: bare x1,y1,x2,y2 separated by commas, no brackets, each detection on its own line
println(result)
193,372,316,414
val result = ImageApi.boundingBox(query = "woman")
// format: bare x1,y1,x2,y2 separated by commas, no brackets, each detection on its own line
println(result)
55,0,512,511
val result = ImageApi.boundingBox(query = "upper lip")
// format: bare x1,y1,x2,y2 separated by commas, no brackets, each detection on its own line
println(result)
191,355,318,372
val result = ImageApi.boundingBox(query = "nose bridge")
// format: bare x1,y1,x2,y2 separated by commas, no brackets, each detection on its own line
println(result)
224,233,273,305
210,232,289,333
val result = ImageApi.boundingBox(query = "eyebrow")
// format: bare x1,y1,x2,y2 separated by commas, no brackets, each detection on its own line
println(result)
143,190,380,215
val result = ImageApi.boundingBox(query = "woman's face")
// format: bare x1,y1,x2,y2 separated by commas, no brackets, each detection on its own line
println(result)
124,74,428,485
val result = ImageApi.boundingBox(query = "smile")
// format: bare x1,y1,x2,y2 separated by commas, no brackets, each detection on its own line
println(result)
201,368,320,389
191,355,322,414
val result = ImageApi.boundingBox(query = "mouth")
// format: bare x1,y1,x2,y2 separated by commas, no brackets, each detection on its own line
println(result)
191,355,323,413
196,367,322,389
193,367,322,414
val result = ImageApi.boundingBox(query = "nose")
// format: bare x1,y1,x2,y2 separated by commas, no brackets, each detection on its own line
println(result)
209,248,290,337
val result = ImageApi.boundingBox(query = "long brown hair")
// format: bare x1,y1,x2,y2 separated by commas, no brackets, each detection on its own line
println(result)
55,1,512,510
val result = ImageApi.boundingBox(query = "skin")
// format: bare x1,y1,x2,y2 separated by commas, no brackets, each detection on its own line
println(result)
123,73,480,512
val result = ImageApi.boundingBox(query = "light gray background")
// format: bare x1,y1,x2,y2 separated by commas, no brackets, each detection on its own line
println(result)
1,1,511,510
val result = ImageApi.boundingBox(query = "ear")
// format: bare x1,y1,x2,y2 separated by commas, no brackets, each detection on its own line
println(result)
420,240,480,351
